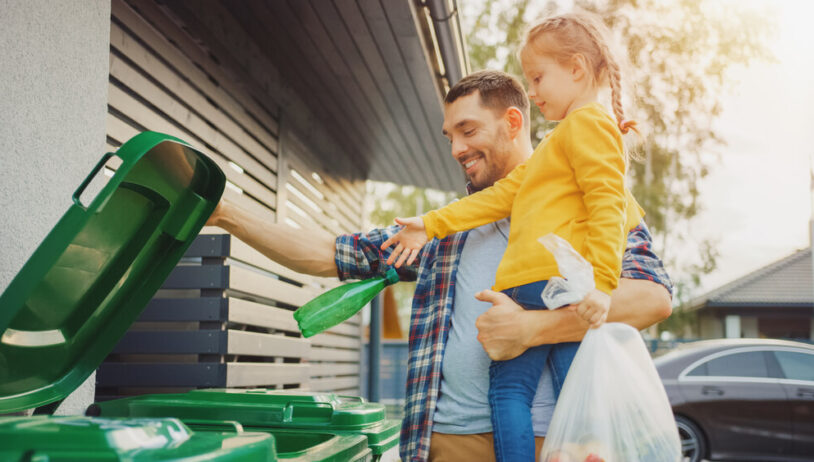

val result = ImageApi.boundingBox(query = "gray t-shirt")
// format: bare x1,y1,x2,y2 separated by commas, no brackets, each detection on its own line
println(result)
432,219,556,436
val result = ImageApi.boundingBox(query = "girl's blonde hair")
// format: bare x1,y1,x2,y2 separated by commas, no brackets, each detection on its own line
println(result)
521,12,637,135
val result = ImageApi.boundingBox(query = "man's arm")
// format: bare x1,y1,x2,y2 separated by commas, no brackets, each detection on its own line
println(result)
475,278,672,360
206,200,338,277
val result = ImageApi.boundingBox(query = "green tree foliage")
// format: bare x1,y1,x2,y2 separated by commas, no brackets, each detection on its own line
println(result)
460,0,774,319
368,183,459,229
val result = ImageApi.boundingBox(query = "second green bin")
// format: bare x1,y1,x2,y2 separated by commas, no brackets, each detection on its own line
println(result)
89,389,400,459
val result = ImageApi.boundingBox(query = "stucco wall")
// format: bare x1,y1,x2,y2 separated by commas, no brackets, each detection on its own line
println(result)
1,0,111,414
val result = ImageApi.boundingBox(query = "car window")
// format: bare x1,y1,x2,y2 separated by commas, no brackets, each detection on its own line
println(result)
686,351,769,378
773,351,814,382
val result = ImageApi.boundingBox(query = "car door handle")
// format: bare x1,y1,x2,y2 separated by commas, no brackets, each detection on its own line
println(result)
702,386,724,396
797,388,814,398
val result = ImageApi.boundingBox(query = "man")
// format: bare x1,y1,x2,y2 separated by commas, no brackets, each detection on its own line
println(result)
206,70,672,462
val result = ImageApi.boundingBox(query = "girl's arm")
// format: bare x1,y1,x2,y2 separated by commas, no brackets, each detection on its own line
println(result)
560,109,629,295
381,163,529,266
423,162,527,239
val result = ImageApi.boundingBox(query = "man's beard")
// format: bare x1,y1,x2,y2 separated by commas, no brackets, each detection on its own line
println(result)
467,138,511,192
467,175,489,192
464,153,489,193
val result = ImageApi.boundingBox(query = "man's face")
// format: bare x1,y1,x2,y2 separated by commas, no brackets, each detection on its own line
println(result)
441,92,517,191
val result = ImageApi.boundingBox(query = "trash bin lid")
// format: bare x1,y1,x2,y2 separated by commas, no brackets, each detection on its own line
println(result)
93,389,386,429
91,389,400,454
0,132,225,413
261,426,396,458
182,421,373,462
0,415,275,461
265,431,371,462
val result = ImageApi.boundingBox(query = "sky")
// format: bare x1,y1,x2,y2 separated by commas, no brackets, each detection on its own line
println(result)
688,0,814,296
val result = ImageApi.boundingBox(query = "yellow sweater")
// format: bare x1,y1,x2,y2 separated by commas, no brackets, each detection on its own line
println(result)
423,102,644,294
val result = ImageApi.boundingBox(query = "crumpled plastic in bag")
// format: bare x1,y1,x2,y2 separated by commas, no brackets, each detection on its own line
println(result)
539,323,681,461
538,233,595,308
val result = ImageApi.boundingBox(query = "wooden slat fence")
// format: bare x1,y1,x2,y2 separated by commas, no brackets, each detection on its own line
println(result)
98,0,366,400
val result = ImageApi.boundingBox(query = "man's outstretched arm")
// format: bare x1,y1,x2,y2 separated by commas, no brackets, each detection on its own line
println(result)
206,200,338,277
475,278,672,360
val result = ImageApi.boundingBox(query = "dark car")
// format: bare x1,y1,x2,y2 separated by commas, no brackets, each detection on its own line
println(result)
654,339,814,462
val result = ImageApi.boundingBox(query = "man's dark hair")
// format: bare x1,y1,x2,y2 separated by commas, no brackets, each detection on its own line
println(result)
445,70,530,126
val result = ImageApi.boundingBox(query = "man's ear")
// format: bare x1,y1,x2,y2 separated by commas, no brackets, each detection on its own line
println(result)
504,107,524,138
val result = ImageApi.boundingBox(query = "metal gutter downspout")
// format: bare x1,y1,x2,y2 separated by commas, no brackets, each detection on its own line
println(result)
424,0,470,87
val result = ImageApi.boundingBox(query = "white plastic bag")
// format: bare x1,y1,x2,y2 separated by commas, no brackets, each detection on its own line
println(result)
538,234,595,308
539,323,682,462
537,233,681,461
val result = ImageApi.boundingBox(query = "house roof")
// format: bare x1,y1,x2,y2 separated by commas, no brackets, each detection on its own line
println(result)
173,0,469,193
688,247,814,310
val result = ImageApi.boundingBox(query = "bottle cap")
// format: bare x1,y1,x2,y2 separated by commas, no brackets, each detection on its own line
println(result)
384,267,400,286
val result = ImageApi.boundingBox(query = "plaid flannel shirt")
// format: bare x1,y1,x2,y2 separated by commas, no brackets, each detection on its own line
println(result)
334,221,672,462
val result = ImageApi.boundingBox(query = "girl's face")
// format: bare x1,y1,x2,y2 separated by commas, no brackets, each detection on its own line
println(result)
520,45,586,122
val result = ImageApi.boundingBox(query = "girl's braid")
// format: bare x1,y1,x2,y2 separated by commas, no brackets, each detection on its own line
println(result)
569,15,638,135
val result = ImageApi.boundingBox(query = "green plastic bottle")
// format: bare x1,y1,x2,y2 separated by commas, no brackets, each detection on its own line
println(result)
294,268,400,338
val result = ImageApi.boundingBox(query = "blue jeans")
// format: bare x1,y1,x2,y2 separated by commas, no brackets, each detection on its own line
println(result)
489,280,580,462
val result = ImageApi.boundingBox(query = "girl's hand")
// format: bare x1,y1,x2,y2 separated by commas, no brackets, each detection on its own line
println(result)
568,289,610,328
380,217,428,267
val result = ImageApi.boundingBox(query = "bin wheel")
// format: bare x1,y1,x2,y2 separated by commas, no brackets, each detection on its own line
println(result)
85,404,102,416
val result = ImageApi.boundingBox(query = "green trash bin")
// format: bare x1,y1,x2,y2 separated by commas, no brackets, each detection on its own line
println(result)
0,132,276,461
0,131,225,415
90,389,400,460
0,132,379,461
0,415,276,461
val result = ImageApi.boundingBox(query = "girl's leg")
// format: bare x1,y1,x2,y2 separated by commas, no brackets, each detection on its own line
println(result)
548,342,580,399
489,343,551,462
489,282,551,462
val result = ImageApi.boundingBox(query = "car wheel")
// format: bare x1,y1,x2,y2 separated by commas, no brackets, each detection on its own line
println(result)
676,415,707,462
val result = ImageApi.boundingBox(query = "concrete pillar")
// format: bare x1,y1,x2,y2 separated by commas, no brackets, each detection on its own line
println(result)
699,313,723,339
741,316,758,338
1,0,111,414
725,315,742,339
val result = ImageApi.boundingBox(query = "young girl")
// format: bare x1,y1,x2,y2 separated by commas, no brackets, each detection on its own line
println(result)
381,12,644,462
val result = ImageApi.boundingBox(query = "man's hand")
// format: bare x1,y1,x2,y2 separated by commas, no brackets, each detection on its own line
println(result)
475,279,671,358
381,217,428,267
568,289,610,328
474,290,536,361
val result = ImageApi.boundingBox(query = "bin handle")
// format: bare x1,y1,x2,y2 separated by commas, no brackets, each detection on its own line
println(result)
182,419,244,433
283,401,333,423
72,152,115,208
